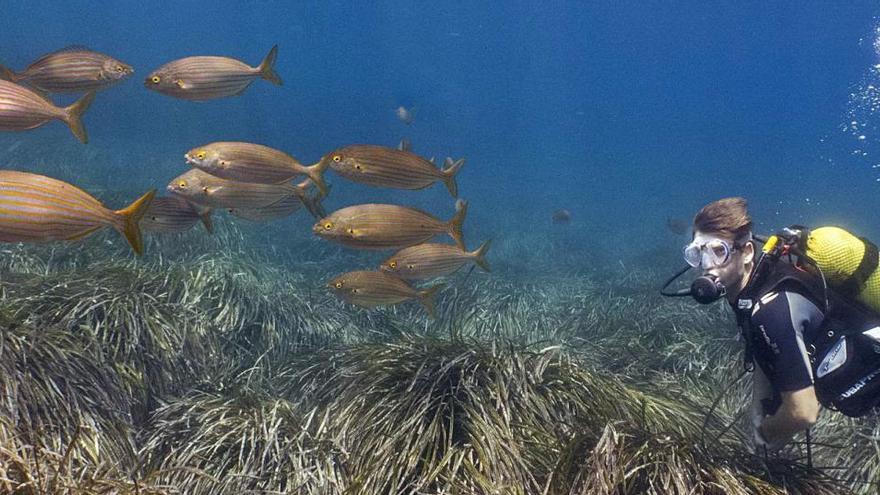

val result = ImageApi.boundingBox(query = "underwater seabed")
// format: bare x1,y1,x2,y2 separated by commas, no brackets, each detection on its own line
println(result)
0,220,877,494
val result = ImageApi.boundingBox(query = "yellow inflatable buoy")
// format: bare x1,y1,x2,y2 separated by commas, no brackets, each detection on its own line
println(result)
805,226,880,314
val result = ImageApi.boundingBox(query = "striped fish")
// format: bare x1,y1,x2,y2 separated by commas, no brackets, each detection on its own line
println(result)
327,270,444,318
0,46,133,94
313,200,468,251
185,141,328,195
379,241,491,280
145,45,281,100
167,168,325,217
321,144,464,197
0,170,155,255
141,195,213,234
0,80,95,143
228,195,302,222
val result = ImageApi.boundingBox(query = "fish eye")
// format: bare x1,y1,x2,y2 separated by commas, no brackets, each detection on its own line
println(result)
332,155,341,162
407,264,415,270
151,76,161,84
354,164,362,170
196,151,206,160
177,180,187,188
334,281,343,289
347,228,355,235
201,186,209,193
389,261,397,268
323,222,333,230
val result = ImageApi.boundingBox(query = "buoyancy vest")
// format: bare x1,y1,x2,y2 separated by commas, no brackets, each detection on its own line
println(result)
735,252,880,417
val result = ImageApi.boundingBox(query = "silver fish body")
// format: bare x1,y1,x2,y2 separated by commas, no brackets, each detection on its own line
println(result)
0,80,94,143
145,46,281,100
1,47,132,93
142,195,212,233
167,168,303,210
327,270,443,317
320,145,464,197
185,141,328,195
228,195,301,222
379,241,491,280
313,200,467,251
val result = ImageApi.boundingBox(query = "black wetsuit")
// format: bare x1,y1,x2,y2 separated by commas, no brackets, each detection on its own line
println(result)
735,262,880,417
745,284,825,411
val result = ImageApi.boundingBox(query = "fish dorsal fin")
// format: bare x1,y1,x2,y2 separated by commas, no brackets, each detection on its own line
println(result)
398,138,411,152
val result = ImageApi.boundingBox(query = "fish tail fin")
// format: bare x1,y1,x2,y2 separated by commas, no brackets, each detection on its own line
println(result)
471,239,491,272
302,194,326,219
448,199,468,250
418,283,445,319
441,157,465,198
289,179,326,218
113,189,156,256
0,65,18,82
258,45,282,86
198,208,214,234
63,91,95,144
305,160,330,197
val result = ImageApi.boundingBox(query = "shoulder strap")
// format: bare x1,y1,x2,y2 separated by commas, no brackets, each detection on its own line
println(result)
837,237,879,298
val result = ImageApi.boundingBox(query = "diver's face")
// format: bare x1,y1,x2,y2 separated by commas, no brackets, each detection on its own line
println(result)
693,231,754,296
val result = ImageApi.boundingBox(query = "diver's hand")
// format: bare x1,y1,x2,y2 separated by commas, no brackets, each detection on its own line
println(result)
752,423,786,453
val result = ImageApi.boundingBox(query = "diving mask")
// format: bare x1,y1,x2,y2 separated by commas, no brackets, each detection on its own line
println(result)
683,237,738,268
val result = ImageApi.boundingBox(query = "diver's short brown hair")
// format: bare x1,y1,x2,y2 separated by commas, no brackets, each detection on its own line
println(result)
693,197,752,243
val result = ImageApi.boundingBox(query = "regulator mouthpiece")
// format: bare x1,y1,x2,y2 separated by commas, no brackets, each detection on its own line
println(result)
691,275,726,304
660,265,727,304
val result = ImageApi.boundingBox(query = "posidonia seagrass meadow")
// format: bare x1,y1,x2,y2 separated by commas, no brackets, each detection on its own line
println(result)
0,218,877,494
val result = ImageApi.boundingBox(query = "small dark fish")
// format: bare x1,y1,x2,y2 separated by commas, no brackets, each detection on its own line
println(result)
184,141,328,195
396,105,414,125
0,170,155,255
0,46,133,94
379,240,491,280
313,200,467,251
327,270,443,317
552,209,571,224
145,45,281,100
666,217,688,236
142,195,213,233
319,144,464,197
228,195,301,222
0,81,94,143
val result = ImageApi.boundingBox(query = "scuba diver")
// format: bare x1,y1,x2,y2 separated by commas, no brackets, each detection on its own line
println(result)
662,197,880,453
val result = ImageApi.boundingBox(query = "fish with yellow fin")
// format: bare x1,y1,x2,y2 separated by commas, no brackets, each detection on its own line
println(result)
327,270,443,318
0,81,94,143
0,170,154,254
145,46,281,100
313,199,468,251
380,241,491,280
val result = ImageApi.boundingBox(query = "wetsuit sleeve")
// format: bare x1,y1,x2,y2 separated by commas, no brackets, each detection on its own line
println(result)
749,290,824,393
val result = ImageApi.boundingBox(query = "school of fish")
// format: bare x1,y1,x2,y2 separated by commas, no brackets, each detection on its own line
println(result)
0,45,488,317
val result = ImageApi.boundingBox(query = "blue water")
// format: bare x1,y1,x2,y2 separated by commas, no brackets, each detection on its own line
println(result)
3,1,880,269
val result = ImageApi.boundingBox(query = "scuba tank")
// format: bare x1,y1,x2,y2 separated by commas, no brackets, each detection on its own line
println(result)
797,226,880,315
